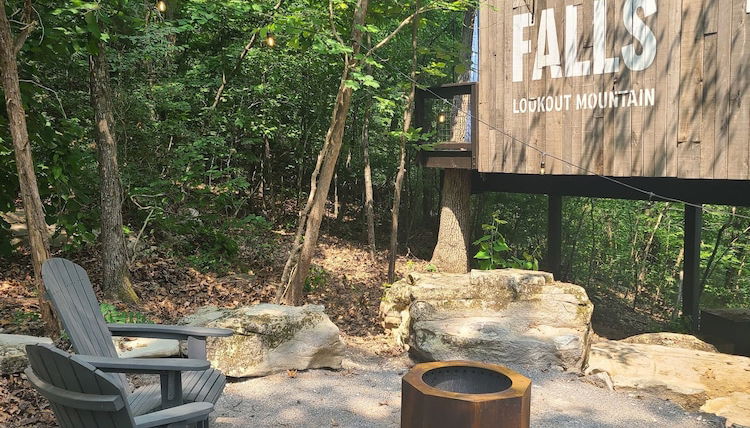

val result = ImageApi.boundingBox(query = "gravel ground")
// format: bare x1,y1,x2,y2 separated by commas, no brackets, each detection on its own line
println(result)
212,339,726,428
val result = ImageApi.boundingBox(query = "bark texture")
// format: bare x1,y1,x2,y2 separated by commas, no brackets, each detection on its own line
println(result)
276,0,369,305
0,3,58,335
430,169,472,272
387,1,419,282
429,8,475,274
361,104,376,259
89,41,139,304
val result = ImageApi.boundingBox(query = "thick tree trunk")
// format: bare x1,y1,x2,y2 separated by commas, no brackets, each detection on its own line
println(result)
361,104,376,259
276,0,369,305
89,41,139,304
387,1,420,282
430,169,472,272
429,9,475,273
0,3,58,336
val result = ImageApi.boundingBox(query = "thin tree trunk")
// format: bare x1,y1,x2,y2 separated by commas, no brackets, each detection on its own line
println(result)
276,0,370,305
387,1,420,282
89,39,139,304
632,203,668,309
0,2,58,336
361,103,376,259
429,8,475,274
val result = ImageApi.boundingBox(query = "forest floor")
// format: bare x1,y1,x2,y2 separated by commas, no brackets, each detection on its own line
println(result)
0,230,677,426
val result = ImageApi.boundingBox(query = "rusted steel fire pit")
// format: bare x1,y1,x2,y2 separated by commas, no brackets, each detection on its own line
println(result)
401,360,531,428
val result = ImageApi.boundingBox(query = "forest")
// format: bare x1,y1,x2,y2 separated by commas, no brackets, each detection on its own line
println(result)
1,0,749,343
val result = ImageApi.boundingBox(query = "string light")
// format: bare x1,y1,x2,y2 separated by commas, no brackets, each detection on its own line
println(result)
156,0,167,12
540,155,546,175
265,34,276,47
437,112,446,123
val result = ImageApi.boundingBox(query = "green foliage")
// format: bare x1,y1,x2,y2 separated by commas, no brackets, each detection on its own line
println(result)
473,210,538,271
100,303,152,324
11,310,41,326
304,265,329,292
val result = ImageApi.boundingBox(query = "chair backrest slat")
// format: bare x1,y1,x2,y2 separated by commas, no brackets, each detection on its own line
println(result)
42,258,126,388
25,344,135,428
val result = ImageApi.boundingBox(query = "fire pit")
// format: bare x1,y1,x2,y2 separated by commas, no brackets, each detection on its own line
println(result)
401,361,531,428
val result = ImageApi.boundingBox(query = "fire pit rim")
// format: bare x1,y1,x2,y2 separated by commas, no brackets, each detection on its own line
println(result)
403,360,531,403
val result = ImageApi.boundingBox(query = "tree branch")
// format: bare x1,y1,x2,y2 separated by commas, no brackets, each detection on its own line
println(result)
366,5,435,56
13,20,35,55
209,0,284,109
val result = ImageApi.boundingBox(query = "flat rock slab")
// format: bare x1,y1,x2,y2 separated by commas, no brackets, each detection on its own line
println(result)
112,337,179,358
586,339,750,426
181,304,344,377
0,333,53,375
701,392,750,427
620,333,718,353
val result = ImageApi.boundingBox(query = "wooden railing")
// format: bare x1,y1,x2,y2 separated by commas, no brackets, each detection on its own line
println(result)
414,82,477,170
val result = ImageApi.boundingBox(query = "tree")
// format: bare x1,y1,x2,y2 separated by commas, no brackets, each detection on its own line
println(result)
387,1,420,282
88,13,139,304
429,8,474,273
277,0,437,305
0,1,58,335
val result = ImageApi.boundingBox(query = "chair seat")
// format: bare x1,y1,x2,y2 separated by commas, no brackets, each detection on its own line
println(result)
129,368,226,416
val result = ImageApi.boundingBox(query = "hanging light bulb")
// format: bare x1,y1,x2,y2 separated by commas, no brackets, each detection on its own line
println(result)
265,34,276,47
437,112,447,124
156,0,167,12
540,155,546,175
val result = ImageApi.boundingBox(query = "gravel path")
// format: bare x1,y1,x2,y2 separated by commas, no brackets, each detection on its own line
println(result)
212,339,725,427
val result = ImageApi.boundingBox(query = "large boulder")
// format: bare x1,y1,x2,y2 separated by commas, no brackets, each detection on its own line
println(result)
180,304,344,377
0,334,53,375
620,332,718,353
586,339,750,426
380,269,594,371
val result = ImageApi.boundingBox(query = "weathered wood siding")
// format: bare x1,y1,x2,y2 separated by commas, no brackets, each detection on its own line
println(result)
477,0,750,179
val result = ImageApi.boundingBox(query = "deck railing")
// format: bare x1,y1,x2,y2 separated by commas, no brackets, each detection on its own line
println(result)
414,82,477,169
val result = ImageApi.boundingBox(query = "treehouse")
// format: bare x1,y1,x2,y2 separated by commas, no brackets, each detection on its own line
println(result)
417,0,750,337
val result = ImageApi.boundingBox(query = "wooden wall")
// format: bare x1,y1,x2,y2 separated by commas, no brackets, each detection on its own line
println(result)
477,0,750,179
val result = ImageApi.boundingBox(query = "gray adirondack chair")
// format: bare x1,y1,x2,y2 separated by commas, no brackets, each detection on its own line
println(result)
25,343,214,428
41,258,232,422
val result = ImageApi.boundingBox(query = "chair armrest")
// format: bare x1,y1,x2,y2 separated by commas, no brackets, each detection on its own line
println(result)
133,401,214,428
77,355,209,374
108,323,233,340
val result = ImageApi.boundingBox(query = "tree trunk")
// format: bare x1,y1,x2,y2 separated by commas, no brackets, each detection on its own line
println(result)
276,0,369,305
89,40,139,304
430,169,472,272
0,3,58,336
361,103,376,259
387,1,420,282
429,8,475,273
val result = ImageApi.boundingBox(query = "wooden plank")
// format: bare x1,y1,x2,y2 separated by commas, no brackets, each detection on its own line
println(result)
601,0,615,175
613,0,632,177
488,2,501,172
728,0,749,179
714,0,732,179
677,0,704,178
477,2,492,172
528,0,547,175
701,32,717,178
544,0,563,174
578,0,595,174
665,0,682,177
503,0,514,172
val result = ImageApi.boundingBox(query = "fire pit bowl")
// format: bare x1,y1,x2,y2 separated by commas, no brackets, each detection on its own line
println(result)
401,360,531,428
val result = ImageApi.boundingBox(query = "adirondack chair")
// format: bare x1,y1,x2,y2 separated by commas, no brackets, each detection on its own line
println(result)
41,258,232,422
25,343,215,428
